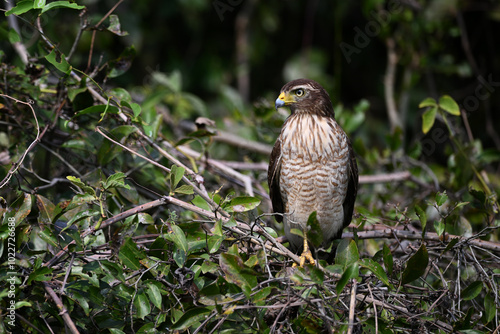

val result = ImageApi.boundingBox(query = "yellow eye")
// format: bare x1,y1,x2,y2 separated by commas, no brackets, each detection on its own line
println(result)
295,89,304,97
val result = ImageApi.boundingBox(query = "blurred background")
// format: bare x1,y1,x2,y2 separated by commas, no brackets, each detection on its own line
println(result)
4,0,500,153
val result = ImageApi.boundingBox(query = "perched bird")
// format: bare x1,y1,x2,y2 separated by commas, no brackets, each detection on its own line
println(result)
268,78,358,266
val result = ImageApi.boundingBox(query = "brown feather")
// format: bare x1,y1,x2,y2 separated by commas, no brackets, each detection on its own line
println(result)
269,78,359,256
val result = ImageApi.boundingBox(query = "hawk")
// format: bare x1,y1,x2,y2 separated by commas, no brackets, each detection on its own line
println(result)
268,78,358,266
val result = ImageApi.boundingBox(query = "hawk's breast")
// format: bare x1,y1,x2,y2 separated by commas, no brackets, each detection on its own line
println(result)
278,113,350,249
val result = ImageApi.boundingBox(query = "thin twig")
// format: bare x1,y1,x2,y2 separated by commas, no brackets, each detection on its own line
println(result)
5,1,29,65
0,95,46,188
42,282,80,334
347,279,358,334
86,0,124,71
178,120,273,156
67,10,88,61
367,284,378,333
384,38,401,130
343,225,500,253
60,253,75,294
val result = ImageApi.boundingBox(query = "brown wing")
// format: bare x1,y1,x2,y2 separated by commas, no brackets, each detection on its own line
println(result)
342,138,359,230
267,137,284,222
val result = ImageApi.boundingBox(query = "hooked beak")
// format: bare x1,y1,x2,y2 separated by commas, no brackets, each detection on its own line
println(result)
275,92,293,110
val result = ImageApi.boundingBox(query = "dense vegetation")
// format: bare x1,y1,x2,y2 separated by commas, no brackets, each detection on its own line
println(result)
1,1,499,333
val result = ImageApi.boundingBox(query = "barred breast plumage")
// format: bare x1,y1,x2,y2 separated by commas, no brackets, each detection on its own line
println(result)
279,113,350,250
268,78,358,263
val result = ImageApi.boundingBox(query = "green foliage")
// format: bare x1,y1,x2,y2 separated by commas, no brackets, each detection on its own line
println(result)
1,1,499,333
401,243,429,285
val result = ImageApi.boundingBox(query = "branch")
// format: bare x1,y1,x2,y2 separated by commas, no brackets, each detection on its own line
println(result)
343,224,500,253
384,38,401,131
358,171,411,184
42,282,80,334
347,279,358,334
0,95,47,189
86,0,124,71
174,142,256,196
178,120,273,156
5,1,29,65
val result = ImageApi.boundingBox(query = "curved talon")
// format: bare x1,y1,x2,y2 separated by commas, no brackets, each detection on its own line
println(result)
293,238,316,267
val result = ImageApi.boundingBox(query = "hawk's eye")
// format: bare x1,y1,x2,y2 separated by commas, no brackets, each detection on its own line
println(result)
295,89,304,97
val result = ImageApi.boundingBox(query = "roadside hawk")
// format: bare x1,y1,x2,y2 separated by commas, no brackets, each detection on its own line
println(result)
268,78,359,266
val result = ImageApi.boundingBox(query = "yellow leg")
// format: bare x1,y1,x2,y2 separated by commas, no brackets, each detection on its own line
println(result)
293,237,316,267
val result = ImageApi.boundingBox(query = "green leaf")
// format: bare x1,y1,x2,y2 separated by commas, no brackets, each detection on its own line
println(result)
8,29,20,43
33,0,46,9
164,225,189,267
39,228,59,247
401,243,429,285
336,262,359,295
41,1,85,13
454,201,470,210
66,176,96,196
170,165,185,191
108,46,136,78
12,193,32,227
289,228,304,238
36,194,58,225
418,97,437,108
45,49,71,74
335,239,359,270
306,211,323,248
359,258,391,288
146,283,162,309
434,220,445,236
436,191,448,206
422,106,438,134
102,172,130,190
122,100,142,117
415,205,427,233
382,244,393,276
443,238,459,253
100,260,126,283
118,237,145,270
223,196,261,213
133,292,151,320
74,104,120,117
107,14,128,36
252,286,272,303
220,253,258,296
27,267,53,284
439,95,460,116
207,235,224,253
71,291,90,316
109,329,126,334
483,292,495,323
137,213,154,225
5,1,33,15
110,87,131,102
65,209,100,231
461,281,482,301
174,184,194,195
171,307,211,330
191,195,211,211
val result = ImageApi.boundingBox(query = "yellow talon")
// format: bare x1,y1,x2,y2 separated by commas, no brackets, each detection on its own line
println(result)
293,237,316,267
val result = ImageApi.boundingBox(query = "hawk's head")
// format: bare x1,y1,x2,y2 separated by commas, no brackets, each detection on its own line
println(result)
275,78,335,117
